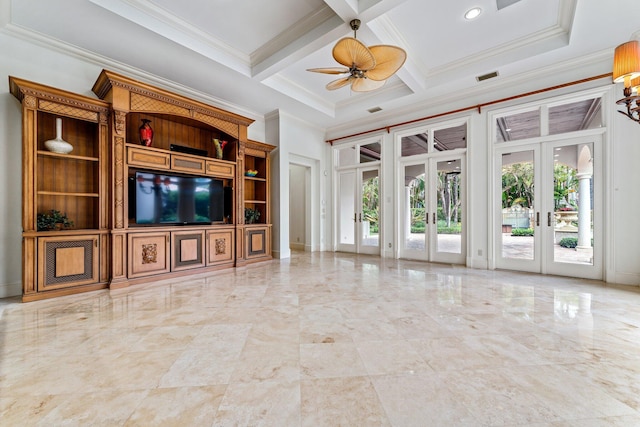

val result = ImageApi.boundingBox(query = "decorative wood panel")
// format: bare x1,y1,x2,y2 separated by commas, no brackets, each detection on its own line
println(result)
206,160,235,178
246,227,268,259
171,154,206,174
128,146,170,169
193,111,239,138
172,230,205,271
128,232,170,278
206,228,235,265
130,92,190,116
37,235,99,291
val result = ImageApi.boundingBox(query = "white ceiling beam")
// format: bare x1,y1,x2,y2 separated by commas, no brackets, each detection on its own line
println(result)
322,0,359,21
366,15,424,93
251,8,345,80
88,0,251,76
261,74,336,117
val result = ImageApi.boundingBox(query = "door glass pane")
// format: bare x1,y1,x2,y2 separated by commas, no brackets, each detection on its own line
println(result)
339,171,356,244
436,160,462,254
549,98,602,135
403,164,426,251
552,143,593,265
496,109,541,143
401,131,429,157
501,151,535,259
361,170,379,247
360,142,381,163
434,123,467,151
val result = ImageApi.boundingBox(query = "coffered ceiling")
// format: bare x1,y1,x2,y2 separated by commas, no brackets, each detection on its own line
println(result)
4,0,640,137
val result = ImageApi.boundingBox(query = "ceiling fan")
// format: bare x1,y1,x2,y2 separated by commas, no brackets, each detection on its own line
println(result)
307,19,407,92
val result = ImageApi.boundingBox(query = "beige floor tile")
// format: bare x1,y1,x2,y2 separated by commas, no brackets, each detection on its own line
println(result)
125,385,226,426
2,251,639,425
300,376,390,427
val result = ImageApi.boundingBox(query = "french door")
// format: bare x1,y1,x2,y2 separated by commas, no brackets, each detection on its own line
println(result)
399,155,465,264
337,167,380,254
495,135,602,279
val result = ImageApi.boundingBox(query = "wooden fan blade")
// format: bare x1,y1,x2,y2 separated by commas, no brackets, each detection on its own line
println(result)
332,37,375,70
351,78,386,92
366,45,407,81
326,76,353,90
307,67,349,74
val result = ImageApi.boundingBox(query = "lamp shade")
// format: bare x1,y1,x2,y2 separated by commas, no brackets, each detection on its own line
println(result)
613,40,640,83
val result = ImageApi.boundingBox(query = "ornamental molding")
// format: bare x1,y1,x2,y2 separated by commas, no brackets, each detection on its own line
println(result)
114,111,127,135
109,80,252,127
18,87,109,117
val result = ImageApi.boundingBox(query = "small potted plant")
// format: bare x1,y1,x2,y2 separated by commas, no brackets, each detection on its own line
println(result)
244,208,261,224
37,210,74,231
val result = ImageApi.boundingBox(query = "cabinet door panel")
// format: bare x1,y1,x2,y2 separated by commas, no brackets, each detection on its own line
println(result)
206,160,234,178
172,230,205,271
37,235,99,291
246,226,270,260
172,154,206,174
128,147,170,169
207,228,235,265
128,232,170,278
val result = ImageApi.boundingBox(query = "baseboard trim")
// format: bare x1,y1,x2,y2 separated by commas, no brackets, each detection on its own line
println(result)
289,242,305,251
0,282,22,299
610,271,640,286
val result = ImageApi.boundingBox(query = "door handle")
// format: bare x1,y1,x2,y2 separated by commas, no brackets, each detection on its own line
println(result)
433,212,436,225
548,212,552,227
425,212,429,226
359,213,362,222
354,213,357,223
536,212,540,227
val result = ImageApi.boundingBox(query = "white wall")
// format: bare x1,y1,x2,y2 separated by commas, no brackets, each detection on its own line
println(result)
267,110,329,259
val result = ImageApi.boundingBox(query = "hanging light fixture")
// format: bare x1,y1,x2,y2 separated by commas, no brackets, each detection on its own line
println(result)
612,40,640,123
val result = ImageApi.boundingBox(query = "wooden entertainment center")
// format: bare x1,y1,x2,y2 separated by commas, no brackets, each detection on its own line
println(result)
10,70,274,302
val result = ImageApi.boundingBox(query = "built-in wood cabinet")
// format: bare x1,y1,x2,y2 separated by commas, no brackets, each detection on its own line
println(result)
10,77,111,301
239,140,274,264
12,70,274,300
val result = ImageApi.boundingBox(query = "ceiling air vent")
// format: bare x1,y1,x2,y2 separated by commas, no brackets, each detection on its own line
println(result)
368,107,383,113
497,0,522,10
476,71,499,82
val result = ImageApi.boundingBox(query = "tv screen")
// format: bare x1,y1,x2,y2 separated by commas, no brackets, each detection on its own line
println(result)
130,171,224,225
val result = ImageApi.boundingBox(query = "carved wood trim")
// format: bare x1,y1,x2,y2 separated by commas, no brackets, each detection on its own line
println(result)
114,136,125,229
130,92,190,116
91,70,254,127
39,100,99,122
193,111,239,138
9,76,110,120
114,111,126,136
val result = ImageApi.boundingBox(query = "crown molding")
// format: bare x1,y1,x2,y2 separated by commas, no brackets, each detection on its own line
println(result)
3,22,262,124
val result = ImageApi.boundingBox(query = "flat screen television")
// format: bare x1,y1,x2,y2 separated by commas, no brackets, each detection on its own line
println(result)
129,171,227,225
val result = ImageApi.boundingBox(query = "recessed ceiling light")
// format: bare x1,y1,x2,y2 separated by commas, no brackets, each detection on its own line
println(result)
464,7,482,20
505,128,512,132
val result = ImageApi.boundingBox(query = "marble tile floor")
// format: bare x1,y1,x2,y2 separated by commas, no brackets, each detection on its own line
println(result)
1,251,640,426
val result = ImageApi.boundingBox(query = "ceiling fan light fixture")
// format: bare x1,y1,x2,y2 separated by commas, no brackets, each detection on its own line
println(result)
307,18,407,92
464,7,482,20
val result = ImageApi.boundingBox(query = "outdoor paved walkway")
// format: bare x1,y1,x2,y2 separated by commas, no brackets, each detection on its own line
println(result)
364,233,593,265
